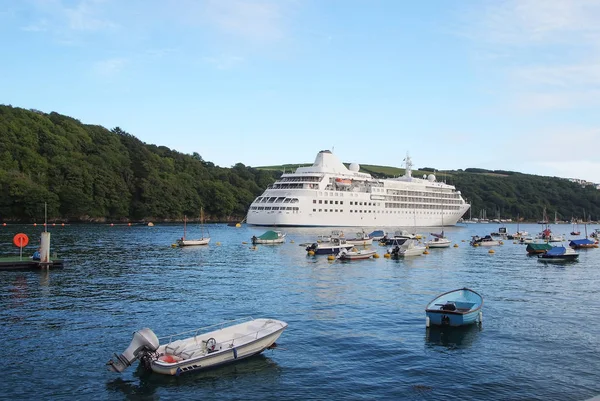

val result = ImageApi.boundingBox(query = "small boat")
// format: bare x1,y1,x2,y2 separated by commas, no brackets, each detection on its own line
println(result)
425,288,483,327
337,247,377,260
389,239,426,257
519,236,533,244
425,232,451,248
252,230,286,245
334,177,352,187
306,237,354,255
107,317,287,376
525,243,553,255
569,238,598,249
382,230,417,245
470,235,500,247
177,210,210,247
344,231,373,246
368,230,386,241
538,246,579,262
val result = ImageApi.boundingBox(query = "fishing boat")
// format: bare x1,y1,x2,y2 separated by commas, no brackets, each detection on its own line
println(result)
177,209,210,246
425,288,483,327
306,237,354,255
337,247,377,260
107,317,287,376
252,230,286,245
537,246,579,262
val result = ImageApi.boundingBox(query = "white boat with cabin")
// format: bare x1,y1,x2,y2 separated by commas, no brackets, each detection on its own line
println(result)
246,150,470,227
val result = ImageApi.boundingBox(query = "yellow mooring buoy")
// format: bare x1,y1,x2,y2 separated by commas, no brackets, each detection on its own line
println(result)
489,249,495,254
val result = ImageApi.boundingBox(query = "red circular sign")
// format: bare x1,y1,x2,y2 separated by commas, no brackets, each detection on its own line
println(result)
13,233,29,248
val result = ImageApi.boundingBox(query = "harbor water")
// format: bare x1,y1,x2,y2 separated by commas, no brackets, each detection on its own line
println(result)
1,223,599,400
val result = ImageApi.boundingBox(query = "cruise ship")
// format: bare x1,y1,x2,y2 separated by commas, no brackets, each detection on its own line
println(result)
246,150,471,227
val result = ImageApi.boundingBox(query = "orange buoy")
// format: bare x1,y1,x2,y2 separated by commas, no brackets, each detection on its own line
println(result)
13,233,29,248
110,223,114,227
52,223,56,226
33,223,37,226
61,223,65,226
128,223,131,226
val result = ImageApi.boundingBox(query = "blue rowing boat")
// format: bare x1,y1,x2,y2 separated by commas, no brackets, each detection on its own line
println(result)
425,288,483,327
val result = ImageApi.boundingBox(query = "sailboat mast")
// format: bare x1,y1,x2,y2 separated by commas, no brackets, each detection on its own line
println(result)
183,215,187,239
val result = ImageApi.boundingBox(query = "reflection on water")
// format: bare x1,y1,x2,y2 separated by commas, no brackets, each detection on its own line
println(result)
425,324,482,350
105,355,281,399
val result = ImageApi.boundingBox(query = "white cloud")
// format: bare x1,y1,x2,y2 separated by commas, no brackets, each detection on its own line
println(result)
473,0,600,45
204,0,284,41
464,0,600,112
93,57,127,76
63,0,117,32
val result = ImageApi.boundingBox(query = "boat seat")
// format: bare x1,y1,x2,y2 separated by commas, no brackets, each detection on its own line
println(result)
164,340,189,356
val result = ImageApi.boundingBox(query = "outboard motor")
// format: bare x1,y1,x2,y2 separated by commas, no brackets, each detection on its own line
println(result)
107,328,160,373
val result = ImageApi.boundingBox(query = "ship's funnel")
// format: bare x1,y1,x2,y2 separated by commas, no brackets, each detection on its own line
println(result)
107,328,159,373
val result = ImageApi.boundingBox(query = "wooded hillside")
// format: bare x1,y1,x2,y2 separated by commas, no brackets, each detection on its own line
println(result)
0,105,277,222
1,105,598,223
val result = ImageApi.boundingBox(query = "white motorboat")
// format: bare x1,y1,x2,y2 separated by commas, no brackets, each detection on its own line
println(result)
425,234,451,248
306,237,354,255
337,247,377,260
252,230,286,245
344,231,373,246
389,239,426,257
107,317,287,376
470,235,500,247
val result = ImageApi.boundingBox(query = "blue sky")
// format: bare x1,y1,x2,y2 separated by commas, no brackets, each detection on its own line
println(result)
2,0,600,183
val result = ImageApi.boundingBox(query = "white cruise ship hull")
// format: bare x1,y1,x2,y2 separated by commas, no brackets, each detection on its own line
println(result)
247,150,470,228
247,203,469,227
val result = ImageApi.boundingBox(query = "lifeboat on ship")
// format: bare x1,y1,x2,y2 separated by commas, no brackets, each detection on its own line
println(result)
335,178,352,187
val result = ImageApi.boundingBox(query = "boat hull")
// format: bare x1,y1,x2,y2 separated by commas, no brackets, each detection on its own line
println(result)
425,288,483,327
338,250,376,260
252,239,285,245
177,238,210,246
150,327,285,376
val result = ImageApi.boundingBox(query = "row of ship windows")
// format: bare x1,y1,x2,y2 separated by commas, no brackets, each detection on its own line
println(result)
313,200,382,206
278,177,322,183
250,206,300,211
312,209,455,214
254,197,299,203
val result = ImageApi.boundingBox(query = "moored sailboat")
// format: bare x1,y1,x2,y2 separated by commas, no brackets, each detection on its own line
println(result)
177,208,210,247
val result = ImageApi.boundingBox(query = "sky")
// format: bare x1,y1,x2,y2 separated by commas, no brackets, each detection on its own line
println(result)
1,0,600,183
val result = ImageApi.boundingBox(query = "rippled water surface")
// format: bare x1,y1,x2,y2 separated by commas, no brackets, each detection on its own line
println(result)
1,223,599,400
